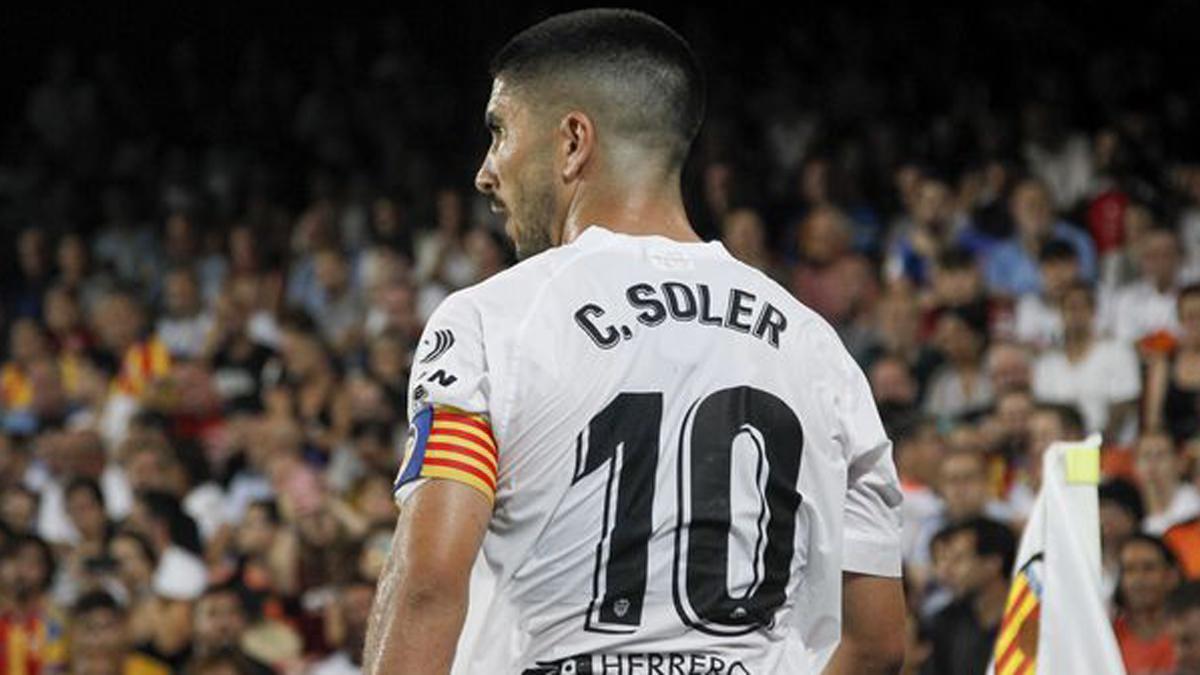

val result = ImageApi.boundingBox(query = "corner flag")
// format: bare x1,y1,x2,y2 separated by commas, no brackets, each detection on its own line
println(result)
991,435,1125,675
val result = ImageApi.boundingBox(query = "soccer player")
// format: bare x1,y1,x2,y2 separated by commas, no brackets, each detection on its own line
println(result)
364,9,905,674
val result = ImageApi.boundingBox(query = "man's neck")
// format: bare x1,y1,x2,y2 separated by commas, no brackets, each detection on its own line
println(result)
561,170,697,246
1064,332,1093,361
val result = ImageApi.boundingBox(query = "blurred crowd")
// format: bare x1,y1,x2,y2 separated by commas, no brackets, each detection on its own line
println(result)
2,7,1200,675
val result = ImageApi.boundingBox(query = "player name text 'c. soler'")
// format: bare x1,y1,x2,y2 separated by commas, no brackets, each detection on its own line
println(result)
574,281,788,351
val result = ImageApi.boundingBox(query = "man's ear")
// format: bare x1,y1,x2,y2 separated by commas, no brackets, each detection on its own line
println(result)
559,111,595,183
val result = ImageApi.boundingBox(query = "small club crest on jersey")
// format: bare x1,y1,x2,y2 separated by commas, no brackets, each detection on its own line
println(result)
613,598,630,618
419,328,455,364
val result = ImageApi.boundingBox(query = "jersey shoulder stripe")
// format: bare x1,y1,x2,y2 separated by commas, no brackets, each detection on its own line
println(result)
394,405,499,504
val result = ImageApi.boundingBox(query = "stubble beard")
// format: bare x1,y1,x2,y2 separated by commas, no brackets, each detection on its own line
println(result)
511,164,558,260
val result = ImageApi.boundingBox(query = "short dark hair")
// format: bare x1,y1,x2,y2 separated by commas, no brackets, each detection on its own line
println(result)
277,308,320,336
65,476,105,509
490,9,705,166
1120,533,1179,570
885,409,935,449
74,589,123,616
1036,402,1086,438
1038,239,1078,264
137,489,202,555
936,245,977,272
1099,478,1146,523
4,534,55,592
940,517,1017,580
200,581,250,615
247,499,281,526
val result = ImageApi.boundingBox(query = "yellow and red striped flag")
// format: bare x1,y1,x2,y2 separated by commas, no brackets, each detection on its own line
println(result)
993,556,1043,675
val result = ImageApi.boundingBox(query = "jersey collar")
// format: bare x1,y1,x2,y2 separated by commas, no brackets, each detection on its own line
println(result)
572,224,731,258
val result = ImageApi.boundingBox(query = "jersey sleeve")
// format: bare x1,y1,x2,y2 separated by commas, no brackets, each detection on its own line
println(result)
394,292,500,506
835,348,903,578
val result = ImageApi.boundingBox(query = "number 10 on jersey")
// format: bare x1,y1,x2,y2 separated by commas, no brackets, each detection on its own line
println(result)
571,387,804,636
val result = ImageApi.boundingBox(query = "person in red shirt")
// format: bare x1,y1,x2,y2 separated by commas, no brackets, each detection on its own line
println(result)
0,535,69,675
1114,534,1182,674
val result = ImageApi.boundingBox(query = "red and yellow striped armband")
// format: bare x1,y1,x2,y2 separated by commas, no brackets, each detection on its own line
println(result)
394,405,499,504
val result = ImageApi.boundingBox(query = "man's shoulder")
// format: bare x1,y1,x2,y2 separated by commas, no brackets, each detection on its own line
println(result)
437,244,585,317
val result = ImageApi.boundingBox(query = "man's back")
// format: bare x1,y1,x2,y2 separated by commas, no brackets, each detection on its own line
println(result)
396,226,902,673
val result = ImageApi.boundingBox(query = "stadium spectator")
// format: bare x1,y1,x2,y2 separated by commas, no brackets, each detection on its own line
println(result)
1167,581,1200,674
2,485,39,537
860,287,942,395
870,355,921,414
983,177,1097,296
54,232,113,312
1032,282,1141,440
188,584,273,674
1012,240,1079,350
911,447,1013,586
1135,432,1200,535
69,590,170,675
1005,403,1086,521
473,225,518,280
922,517,1017,675
60,477,114,586
0,534,69,673
306,247,366,356
886,173,960,287
1100,479,1148,601
126,490,206,602
1104,224,1189,347
924,305,994,423
1144,283,1200,443
721,207,778,279
791,204,876,331
1113,534,1180,675
309,576,374,674
156,268,213,360
414,188,475,310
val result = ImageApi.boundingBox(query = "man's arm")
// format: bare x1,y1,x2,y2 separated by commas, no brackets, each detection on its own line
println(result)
363,480,491,675
824,572,907,675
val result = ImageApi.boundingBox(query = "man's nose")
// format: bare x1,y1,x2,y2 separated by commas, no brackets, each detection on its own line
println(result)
475,157,497,196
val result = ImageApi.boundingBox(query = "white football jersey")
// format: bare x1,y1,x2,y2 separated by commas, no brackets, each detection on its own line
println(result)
395,225,902,674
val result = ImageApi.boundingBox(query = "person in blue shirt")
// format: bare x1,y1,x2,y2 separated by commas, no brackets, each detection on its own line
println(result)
983,177,1096,296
